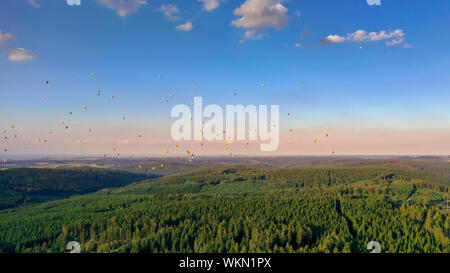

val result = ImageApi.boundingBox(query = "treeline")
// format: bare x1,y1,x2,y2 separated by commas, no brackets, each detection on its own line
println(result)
117,166,449,195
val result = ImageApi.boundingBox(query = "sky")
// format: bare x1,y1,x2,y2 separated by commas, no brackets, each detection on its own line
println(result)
0,0,449,157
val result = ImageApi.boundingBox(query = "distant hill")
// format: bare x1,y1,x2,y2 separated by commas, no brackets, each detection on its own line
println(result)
0,168,154,209
114,165,449,196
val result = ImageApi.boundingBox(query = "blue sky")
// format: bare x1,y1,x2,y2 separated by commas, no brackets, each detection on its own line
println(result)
0,0,449,156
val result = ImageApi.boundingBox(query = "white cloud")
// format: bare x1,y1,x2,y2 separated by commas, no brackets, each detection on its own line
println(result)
175,21,193,31
366,29,405,42
26,0,40,8
244,30,264,40
199,0,220,11
347,30,367,41
232,0,289,42
96,0,147,17
321,29,406,46
386,37,405,46
0,30,15,44
294,43,301,48
320,34,345,44
157,4,180,21
0,30,37,62
8,48,38,62
232,0,288,30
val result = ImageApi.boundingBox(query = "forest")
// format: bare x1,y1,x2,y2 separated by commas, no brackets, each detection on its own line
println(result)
0,168,151,209
0,162,448,253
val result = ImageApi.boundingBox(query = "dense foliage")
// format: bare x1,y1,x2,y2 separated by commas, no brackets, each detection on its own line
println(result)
0,168,151,209
0,166,448,253
115,166,449,195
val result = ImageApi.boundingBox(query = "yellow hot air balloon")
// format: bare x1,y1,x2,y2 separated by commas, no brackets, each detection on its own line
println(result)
261,84,265,87
83,105,87,110
61,121,65,124
175,144,179,148
160,164,164,168
195,85,199,89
